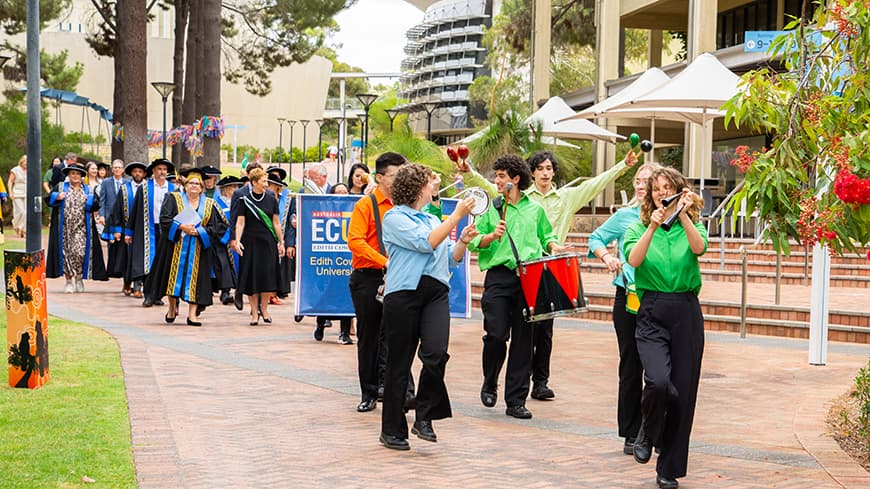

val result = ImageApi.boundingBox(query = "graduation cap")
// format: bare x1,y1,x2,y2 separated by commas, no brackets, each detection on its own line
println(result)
266,167,288,187
199,165,222,178
62,162,87,176
147,158,175,174
124,161,147,176
217,175,242,188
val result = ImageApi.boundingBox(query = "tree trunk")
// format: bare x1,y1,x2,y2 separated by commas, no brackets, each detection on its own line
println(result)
117,0,148,164
201,0,221,168
111,2,125,161
180,0,199,167
171,0,188,165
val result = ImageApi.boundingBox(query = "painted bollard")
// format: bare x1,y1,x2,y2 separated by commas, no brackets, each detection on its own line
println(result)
5,249,49,389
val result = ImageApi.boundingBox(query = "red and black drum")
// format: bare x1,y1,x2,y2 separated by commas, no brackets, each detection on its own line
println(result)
518,253,587,322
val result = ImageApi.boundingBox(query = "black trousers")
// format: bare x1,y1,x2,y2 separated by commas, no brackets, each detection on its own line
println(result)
349,269,385,402
635,291,704,480
316,316,352,336
531,318,553,385
481,266,533,407
613,286,643,439
381,276,451,438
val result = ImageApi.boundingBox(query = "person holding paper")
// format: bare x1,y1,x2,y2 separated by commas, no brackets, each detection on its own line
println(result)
148,168,228,326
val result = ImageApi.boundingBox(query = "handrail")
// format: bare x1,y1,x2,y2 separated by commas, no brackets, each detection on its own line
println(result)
705,180,745,270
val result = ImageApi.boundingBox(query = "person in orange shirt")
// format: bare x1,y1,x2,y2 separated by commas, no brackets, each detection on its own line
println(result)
347,152,408,413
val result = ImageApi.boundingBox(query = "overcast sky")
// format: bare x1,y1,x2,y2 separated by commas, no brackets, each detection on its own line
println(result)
331,0,424,74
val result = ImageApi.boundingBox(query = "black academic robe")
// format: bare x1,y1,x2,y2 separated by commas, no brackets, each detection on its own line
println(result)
276,188,296,296
212,196,236,291
45,182,108,281
145,192,227,305
105,181,139,278
127,179,176,280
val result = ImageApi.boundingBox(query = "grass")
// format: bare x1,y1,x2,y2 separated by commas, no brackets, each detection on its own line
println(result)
0,311,136,488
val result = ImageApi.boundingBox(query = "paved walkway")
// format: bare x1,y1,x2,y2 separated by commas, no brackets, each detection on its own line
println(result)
46,277,870,489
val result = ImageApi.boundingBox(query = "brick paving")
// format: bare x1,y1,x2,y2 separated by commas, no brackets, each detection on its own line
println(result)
46,277,870,489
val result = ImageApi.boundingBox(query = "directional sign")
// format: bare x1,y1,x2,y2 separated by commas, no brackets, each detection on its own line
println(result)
744,31,789,52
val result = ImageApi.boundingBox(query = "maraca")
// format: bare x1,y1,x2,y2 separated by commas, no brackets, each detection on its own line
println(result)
640,140,653,152
446,146,459,162
457,144,470,160
629,133,640,148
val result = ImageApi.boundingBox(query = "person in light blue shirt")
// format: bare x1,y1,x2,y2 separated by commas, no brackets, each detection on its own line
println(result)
378,163,477,451
587,162,659,457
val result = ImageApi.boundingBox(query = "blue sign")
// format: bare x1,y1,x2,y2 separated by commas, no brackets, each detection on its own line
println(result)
744,30,789,52
294,194,471,318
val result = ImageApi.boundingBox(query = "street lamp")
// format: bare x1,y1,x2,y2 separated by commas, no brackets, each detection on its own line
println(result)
385,108,401,132
287,120,297,173
277,117,286,164
151,82,176,159
356,93,378,164
315,119,325,161
421,101,439,142
300,119,310,170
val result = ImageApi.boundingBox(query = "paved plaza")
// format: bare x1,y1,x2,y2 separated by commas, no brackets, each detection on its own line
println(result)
48,277,870,489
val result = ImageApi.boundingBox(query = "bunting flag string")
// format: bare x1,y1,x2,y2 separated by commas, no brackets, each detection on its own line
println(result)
115,115,224,154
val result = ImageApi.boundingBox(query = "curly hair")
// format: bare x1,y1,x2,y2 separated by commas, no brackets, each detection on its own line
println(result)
391,163,433,207
640,166,704,225
527,150,558,176
247,167,267,184
493,154,531,190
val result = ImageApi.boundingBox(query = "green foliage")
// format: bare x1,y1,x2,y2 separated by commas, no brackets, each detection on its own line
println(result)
723,3,870,254
467,112,539,173
497,0,596,55
65,131,107,145
0,0,70,35
1,49,85,98
468,74,527,121
856,358,870,443
0,102,82,178
0,316,137,489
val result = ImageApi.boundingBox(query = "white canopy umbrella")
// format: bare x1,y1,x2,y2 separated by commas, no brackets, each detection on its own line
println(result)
457,129,583,149
533,96,624,143
607,53,741,189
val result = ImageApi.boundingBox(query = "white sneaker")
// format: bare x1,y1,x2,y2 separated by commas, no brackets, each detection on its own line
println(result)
75,279,84,292
64,282,75,293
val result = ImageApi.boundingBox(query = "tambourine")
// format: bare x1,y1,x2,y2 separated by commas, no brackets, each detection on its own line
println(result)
465,187,491,216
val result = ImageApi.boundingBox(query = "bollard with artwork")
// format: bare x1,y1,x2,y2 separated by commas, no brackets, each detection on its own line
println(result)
5,249,49,389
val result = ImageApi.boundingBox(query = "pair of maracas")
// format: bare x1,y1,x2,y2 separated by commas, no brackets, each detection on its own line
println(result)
629,133,654,153
447,144,471,172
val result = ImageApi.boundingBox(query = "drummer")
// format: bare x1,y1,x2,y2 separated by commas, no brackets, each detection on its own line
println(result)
466,154,569,420
459,149,638,400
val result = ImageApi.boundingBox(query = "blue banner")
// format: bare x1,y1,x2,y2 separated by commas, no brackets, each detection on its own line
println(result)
294,194,471,318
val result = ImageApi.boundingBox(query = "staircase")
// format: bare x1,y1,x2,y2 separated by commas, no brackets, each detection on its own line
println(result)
468,233,870,344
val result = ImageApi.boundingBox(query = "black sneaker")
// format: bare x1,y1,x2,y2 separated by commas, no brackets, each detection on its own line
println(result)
505,404,533,419
531,383,555,400
338,333,353,345
623,436,636,455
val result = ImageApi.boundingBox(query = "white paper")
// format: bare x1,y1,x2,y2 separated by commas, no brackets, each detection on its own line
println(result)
173,205,202,227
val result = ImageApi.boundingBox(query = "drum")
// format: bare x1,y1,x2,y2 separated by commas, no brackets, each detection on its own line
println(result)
517,253,587,322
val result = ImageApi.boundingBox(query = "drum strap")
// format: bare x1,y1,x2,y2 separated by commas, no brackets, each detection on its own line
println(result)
494,196,522,273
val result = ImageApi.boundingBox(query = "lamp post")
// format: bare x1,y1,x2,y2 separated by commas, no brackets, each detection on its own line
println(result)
151,82,176,159
315,119,325,161
356,93,378,164
385,108,401,132
300,119,310,171
277,117,286,166
287,119,296,173
421,101,439,142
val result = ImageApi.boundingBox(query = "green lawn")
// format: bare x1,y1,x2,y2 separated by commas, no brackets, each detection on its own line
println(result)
0,313,136,489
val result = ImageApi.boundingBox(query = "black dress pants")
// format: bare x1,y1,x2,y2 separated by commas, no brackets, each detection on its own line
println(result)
531,318,553,386
613,286,643,439
635,291,704,480
381,276,451,438
349,269,385,402
480,266,532,408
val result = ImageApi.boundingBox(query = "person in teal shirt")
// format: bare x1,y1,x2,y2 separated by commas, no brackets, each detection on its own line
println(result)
467,154,568,420
587,162,660,456
623,166,707,489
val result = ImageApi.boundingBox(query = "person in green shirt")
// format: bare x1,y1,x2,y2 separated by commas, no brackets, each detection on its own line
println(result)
623,166,707,489
467,154,569,420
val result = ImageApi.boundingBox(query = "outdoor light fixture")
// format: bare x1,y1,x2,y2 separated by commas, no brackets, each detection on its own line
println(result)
385,108,401,132
151,82,176,158
356,93,378,164
421,101,440,142
300,119,311,168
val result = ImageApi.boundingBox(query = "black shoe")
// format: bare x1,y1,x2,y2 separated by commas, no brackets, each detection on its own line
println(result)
379,433,410,451
233,290,243,311
338,333,353,345
294,315,304,323
656,474,679,489
411,420,437,442
142,298,154,307
623,437,636,455
356,398,377,412
154,299,164,306
403,395,416,414
314,324,325,341
220,290,233,305
633,427,652,464
505,404,533,419
531,383,555,400
186,318,202,327
322,319,332,328
164,312,176,324
480,388,497,408
377,385,385,402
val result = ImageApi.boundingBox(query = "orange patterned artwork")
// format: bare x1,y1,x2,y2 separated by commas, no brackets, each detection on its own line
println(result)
5,250,49,389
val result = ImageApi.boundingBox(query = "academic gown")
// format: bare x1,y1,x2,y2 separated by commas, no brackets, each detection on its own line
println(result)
105,181,139,278
212,196,236,291
145,192,227,306
45,182,108,281
277,188,296,296
127,179,175,281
